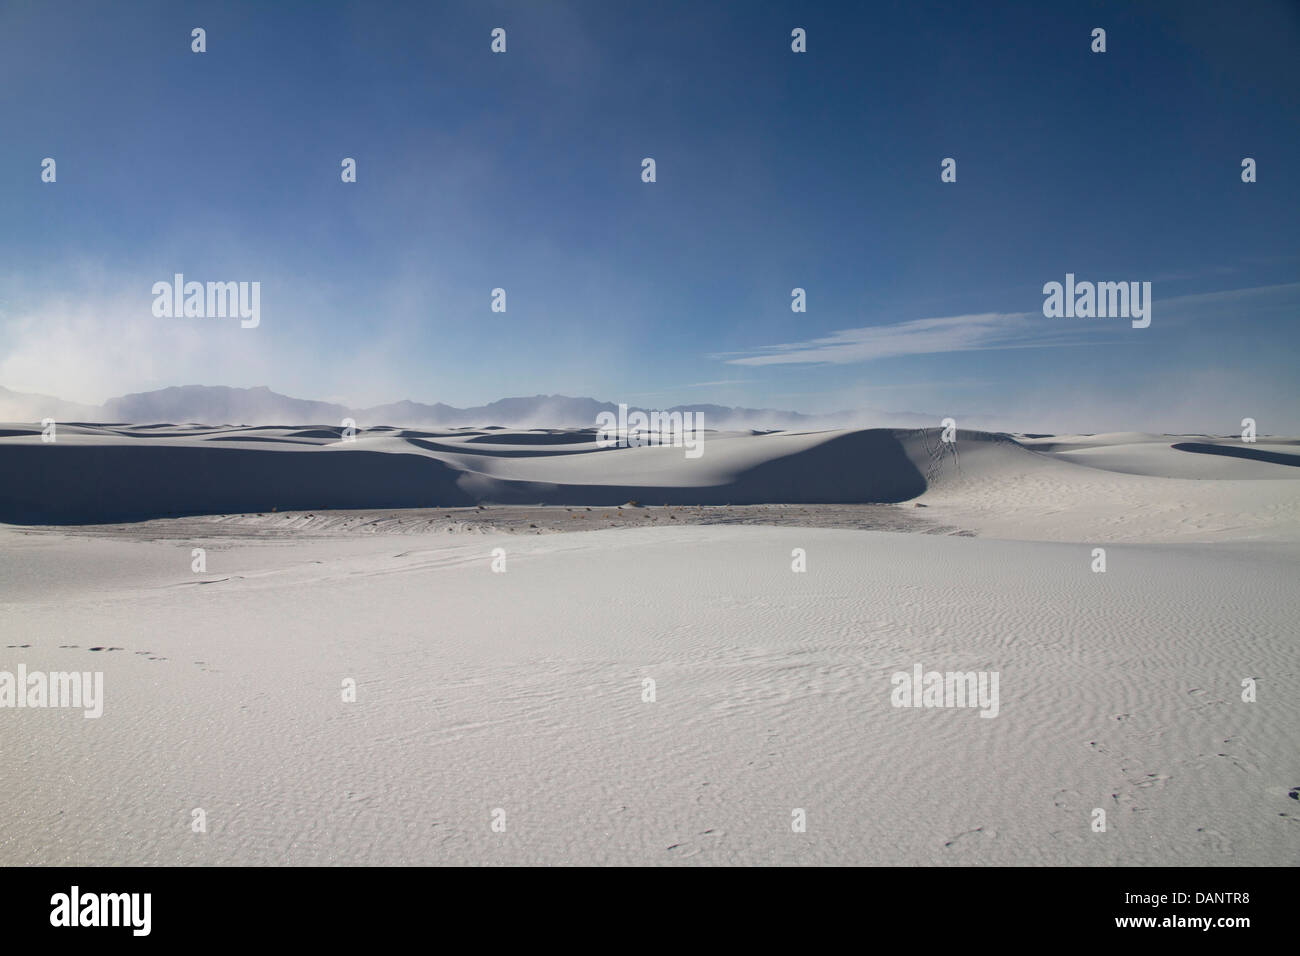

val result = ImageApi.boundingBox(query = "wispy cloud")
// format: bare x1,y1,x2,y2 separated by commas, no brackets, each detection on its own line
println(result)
719,282,1300,368
718,312,1052,366
1158,281,1300,309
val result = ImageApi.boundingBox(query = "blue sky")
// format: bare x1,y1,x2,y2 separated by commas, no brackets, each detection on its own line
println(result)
2,0,1297,431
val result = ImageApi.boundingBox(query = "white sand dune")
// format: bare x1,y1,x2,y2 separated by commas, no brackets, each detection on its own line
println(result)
2,423,1295,537
1,425,1296,865
1022,432,1300,479
915,433,1300,543
0,423,932,519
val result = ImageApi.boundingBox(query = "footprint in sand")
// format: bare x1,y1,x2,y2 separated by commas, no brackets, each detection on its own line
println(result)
1196,750,1259,774
1195,827,1232,854
943,826,995,849
1186,688,1229,711
1133,772,1171,790
665,829,721,857
1052,788,1081,810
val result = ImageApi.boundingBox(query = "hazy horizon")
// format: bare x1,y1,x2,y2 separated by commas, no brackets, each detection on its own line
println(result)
2,379,1296,435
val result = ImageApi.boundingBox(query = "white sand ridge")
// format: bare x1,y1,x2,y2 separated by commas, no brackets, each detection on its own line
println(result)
1,423,1295,542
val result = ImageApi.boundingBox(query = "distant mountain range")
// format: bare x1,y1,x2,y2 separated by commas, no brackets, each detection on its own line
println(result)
0,384,957,430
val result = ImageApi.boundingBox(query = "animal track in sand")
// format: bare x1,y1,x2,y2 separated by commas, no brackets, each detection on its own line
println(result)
53,644,168,662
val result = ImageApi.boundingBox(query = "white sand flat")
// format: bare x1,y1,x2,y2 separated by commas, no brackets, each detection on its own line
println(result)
1,426,1295,865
